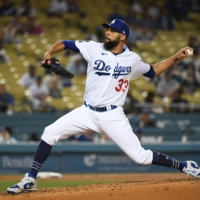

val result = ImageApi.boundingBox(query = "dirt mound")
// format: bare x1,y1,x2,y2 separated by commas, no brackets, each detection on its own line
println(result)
1,173,200,200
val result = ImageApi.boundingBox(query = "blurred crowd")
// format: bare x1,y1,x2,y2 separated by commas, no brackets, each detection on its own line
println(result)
0,0,86,114
0,0,200,117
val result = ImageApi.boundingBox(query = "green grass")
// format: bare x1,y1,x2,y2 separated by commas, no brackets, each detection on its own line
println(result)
0,179,118,192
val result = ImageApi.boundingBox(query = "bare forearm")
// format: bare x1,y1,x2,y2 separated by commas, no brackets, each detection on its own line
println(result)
44,42,65,60
152,55,177,76
152,46,193,76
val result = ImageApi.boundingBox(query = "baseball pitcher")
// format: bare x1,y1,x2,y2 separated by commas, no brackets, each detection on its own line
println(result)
7,19,200,194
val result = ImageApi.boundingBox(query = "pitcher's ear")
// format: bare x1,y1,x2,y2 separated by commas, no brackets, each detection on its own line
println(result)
120,34,126,41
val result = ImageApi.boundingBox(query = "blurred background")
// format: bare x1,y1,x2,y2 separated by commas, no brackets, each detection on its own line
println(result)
0,0,200,174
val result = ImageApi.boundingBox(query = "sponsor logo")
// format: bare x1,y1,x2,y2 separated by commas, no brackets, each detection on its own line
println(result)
191,163,199,169
84,154,96,167
83,154,133,167
111,20,115,24
25,183,33,189
102,53,107,55
1,156,32,168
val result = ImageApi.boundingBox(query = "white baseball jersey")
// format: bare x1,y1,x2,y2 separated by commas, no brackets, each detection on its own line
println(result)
42,40,153,166
75,40,150,106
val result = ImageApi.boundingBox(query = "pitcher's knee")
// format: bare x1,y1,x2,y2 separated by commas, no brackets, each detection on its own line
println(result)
132,150,153,165
43,123,58,135
41,125,59,146
43,125,51,134
134,158,148,165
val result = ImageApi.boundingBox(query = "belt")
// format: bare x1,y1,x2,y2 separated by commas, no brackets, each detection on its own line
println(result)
84,101,117,112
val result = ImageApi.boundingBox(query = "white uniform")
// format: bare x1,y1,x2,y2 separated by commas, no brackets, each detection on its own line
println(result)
42,41,153,165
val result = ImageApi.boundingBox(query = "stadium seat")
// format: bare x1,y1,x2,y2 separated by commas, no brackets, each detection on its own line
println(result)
0,0,200,117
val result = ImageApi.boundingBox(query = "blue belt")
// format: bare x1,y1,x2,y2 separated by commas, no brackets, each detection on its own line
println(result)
84,101,117,112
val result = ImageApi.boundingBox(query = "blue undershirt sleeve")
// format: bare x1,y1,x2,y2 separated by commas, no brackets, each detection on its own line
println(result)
62,40,80,52
143,65,156,78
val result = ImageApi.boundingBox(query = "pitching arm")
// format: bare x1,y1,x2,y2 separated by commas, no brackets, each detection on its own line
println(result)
152,46,193,76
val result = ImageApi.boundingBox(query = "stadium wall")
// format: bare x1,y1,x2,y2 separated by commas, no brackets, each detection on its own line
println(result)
0,143,200,174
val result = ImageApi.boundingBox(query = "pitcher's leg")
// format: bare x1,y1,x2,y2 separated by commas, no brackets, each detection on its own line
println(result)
29,106,99,179
98,108,153,165
104,119,199,176
42,105,99,145
107,127,153,165
98,108,200,177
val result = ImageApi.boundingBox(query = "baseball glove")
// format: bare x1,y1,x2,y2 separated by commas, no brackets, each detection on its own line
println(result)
40,57,74,79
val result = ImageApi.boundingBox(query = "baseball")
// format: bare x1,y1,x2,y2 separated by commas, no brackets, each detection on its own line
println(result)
187,49,193,57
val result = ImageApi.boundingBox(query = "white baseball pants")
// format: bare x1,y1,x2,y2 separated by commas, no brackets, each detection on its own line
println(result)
41,105,153,165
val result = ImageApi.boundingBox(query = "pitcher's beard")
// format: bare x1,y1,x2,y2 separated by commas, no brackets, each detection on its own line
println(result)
103,38,120,51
